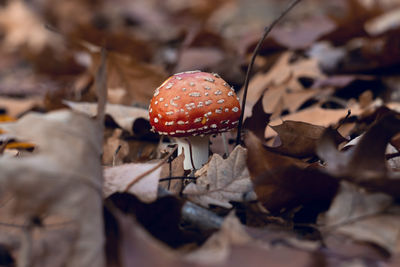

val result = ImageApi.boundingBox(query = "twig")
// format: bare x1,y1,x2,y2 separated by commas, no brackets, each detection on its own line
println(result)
159,176,197,182
236,0,303,145
124,145,177,191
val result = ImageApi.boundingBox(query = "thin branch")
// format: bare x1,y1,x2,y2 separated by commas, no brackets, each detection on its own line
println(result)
124,145,177,191
159,176,197,182
236,0,303,145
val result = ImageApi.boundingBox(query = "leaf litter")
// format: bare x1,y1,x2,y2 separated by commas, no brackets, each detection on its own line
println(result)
1,0,400,266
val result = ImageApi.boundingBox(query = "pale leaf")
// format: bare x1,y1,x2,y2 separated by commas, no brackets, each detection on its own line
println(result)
183,146,256,209
104,162,162,203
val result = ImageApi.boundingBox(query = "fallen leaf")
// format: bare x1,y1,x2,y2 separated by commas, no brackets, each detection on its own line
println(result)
0,97,43,118
266,106,360,139
159,152,186,195
102,128,130,166
269,120,346,158
0,110,105,267
103,162,162,203
245,131,338,214
63,101,148,134
183,146,256,209
317,111,400,197
184,212,253,265
320,182,399,254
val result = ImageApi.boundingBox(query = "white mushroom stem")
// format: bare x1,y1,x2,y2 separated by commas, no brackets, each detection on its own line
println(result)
176,135,209,170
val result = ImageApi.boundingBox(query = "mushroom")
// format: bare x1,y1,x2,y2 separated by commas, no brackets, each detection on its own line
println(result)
149,70,241,170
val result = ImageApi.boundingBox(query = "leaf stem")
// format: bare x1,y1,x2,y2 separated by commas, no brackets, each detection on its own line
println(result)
236,0,303,145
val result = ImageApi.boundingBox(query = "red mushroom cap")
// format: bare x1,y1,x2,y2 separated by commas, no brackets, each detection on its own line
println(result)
149,71,241,137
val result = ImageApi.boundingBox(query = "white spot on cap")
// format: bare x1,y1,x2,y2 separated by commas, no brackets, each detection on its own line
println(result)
189,92,201,97
194,117,202,123
149,108,153,113
176,130,186,134
204,111,212,117
204,77,215,82
180,109,185,113
154,89,160,96
189,82,195,86
173,96,181,100
223,82,229,87
175,76,182,80
211,124,217,128
165,121,174,126
177,121,185,125
205,92,209,96
215,108,222,113
164,103,168,107
197,102,204,108
155,101,158,105
232,120,239,125
170,132,176,135
204,86,211,90
214,90,222,95
221,120,230,124
212,73,221,78
166,111,174,115
154,118,159,123
158,114,162,119
165,83,173,89
159,97,164,102
182,87,187,91
205,100,213,105
232,107,239,112
225,108,229,112
217,99,225,104
228,91,234,96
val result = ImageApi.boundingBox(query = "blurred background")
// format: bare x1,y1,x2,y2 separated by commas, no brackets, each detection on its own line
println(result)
1,0,400,160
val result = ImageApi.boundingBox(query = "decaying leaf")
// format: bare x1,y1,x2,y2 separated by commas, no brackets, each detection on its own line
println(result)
317,110,400,197
320,182,400,254
0,110,105,267
269,120,346,158
245,131,338,214
183,146,256,209
104,162,162,203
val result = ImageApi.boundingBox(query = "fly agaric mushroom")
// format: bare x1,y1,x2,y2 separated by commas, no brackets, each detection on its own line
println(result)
149,70,241,170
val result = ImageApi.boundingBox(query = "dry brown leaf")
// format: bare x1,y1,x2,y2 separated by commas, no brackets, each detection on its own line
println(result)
93,52,167,105
266,106,361,139
269,120,346,158
0,97,43,118
64,101,148,134
102,128,130,166
183,146,256,209
185,212,253,265
0,110,105,267
320,182,399,254
245,131,338,214
159,152,185,195
103,162,162,203
0,1,64,53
